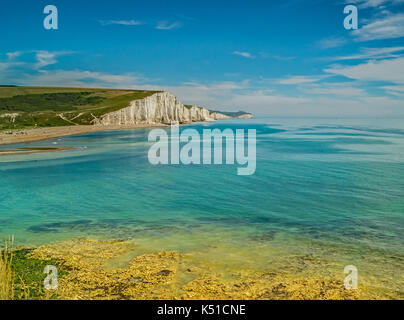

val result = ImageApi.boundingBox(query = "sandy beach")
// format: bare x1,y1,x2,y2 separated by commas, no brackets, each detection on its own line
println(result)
0,146,74,156
0,124,166,146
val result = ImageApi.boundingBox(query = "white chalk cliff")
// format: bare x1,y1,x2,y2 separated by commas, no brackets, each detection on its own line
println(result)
95,91,250,126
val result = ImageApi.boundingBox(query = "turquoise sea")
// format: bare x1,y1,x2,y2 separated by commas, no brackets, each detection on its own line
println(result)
1,117,403,297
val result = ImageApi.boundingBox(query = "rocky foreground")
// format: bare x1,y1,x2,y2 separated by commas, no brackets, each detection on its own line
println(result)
9,238,393,300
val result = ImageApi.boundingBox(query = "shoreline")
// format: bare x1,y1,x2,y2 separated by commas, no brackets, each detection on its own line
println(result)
6,237,395,300
0,146,74,156
0,124,168,146
7,238,357,300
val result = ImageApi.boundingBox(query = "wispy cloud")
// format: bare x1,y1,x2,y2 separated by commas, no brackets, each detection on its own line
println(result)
382,85,404,96
13,69,146,89
352,13,404,41
233,51,255,59
99,20,143,26
303,83,366,97
324,57,404,84
329,46,404,61
258,52,295,60
275,75,325,85
347,0,404,9
34,51,73,69
0,52,25,73
382,85,404,92
317,37,347,49
3,50,73,70
2,45,403,117
155,21,182,30
6,51,22,60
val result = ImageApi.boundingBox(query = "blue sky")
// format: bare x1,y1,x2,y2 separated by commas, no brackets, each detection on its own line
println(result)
0,0,404,116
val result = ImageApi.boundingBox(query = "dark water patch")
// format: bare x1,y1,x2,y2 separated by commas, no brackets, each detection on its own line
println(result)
250,216,284,224
258,137,387,155
332,137,393,145
312,125,404,136
195,216,248,225
249,230,277,242
184,123,286,135
295,132,379,137
28,219,94,233
27,217,188,238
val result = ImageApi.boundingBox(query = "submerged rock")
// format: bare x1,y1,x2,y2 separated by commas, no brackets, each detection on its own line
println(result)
25,238,376,300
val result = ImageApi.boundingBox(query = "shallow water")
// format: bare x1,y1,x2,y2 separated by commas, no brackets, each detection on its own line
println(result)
1,117,403,297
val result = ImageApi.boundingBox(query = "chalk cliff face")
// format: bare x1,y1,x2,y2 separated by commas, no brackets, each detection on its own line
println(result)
95,91,246,126
97,92,212,125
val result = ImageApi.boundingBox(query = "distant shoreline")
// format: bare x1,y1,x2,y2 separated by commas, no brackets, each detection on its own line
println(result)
0,146,74,156
0,123,167,146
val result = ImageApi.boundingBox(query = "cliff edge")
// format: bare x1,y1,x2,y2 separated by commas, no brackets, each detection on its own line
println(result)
95,91,252,126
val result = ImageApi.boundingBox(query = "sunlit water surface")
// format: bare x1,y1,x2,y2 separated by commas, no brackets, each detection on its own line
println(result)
1,117,403,296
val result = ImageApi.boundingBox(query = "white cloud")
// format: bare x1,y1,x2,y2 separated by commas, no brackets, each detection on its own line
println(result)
348,0,404,8
353,13,404,41
34,51,72,69
382,85,404,92
155,21,182,30
324,57,404,84
0,52,25,72
386,91,404,97
0,61,24,73
304,86,366,97
2,49,404,117
3,50,73,70
136,80,251,107
216,91,404,117
329,46,404,61
99,20,143,26
35,51,58,69
275,75,325,85
382,85,404,96
317,37,347,49
233,51,255,59
348,0,389,8
258,52,295,60
20,69,144,89
6,51,22,60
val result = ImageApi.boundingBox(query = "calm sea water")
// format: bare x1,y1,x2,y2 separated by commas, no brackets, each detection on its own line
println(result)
1,117,403,294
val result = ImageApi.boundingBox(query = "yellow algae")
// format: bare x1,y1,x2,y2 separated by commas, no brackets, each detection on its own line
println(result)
182,272,361,300
28,238,394,300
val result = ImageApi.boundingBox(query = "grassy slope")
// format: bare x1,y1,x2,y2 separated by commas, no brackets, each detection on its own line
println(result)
0,86,160,130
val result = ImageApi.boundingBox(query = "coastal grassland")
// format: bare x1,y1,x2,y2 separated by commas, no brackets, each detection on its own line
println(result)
10,248,67,299
0,241,14,300
0,86,160,130
0,245,68,300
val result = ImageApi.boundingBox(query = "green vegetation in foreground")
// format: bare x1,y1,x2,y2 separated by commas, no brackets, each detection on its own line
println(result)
0,86,160,130
7,248,67,300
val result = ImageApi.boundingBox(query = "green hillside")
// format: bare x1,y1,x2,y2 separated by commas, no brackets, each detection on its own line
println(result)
0,86,159,130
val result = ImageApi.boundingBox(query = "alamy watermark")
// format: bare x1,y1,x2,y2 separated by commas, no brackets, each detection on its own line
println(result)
42,4,358,31
344,265,358,290
43,5,58,30
43,265,58,290
344,4,358,30
147,122,256,176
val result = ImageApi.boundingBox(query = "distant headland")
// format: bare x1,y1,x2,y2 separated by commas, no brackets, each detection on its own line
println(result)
0,86,252,145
